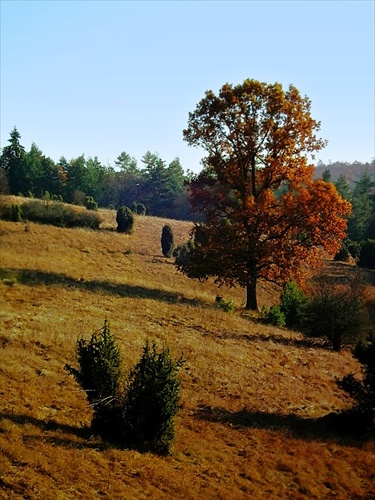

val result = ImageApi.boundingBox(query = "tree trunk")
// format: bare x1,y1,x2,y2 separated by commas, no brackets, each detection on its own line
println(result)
246,281,258,310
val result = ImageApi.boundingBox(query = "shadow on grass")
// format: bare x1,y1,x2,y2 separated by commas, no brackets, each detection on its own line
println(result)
194,405,373,446
0,267,204,307
230,332,329,350
0,411,106,450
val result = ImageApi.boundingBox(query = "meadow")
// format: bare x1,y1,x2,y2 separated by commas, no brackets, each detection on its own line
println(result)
0,199,374,499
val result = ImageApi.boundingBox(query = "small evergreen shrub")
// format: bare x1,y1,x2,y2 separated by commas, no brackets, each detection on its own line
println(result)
136,203,146,215
65,320,123,438
122,340,184,454
334,242,351,262
52,194,63,202
337,331,375,430
260,305,286,327
173,242,189,265
66,322,183,454
347,240,361,261
215,296,235,313
161,224,174,257
130,201,138,213
336,240,361,262
85,196,98,211
11,204,22,222
116,206,134,234
279,280,308,329
0,202,22,222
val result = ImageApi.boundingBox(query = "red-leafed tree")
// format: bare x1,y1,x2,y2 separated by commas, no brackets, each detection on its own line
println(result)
178,79,352,310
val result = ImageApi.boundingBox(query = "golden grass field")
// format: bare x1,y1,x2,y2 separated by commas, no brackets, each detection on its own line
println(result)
0,198,374,499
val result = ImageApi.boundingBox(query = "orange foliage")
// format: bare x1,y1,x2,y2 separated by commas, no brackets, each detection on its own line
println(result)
183,79,352,309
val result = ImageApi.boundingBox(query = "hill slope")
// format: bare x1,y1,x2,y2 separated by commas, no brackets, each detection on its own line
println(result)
0,208,374,499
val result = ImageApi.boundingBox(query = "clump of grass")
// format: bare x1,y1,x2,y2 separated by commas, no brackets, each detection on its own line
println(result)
18,199,102,229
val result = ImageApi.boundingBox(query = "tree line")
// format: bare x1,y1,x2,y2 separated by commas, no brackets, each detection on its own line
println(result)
320,168,375,266
0,127,197,220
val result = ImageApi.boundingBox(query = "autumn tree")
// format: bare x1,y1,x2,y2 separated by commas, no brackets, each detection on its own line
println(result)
179,79,351,310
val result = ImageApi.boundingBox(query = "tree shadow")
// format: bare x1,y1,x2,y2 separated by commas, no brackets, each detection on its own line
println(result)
0,411,106,450
0,267,204,308
194,405,373,446
230,332,329,350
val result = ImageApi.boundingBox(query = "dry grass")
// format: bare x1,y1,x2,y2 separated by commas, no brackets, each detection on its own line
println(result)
0,201,374,499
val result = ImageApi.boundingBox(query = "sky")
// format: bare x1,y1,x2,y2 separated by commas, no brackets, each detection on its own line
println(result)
1,0,374,173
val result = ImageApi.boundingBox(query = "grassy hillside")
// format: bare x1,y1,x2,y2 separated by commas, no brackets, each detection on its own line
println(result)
0,203,374,499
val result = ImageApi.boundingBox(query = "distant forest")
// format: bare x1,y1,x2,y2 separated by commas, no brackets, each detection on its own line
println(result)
314,159,375,185
0,127,374,227
0,127,198,220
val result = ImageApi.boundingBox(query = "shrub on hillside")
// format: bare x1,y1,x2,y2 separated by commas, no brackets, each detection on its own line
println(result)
334,241,351,262
161,224,174,257
122,340,184,454
136,203,146,215
304,274,366,351
335,240,362,262
6,199,102,229
11,204,22,222
84,196,98,211
215,296,235,313
66,322,183,454
337,331,375,430
279,280,308,329
260,305,286,327
173,242,188,265
116,206,134,234
65,320,123,439
0,201,22,222
130,201,138,213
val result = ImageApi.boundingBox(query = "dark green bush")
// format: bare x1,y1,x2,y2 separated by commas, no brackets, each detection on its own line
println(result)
173,242,189,264
52,194,63,202
66,322,183,454
122,340,184,455
279,280,308,329
65,320,123,438
0,202,22,222
260,305,286,327
304,275,365,351
336,240,362,262
334,241,351,262
337,331,375,430
161,224,174,257
358,239,375,270
12,204,22,222
130,201,138,213
136,203,146,216
116,206,134,234
85,196,98,211
215,296,235,313
347,240,361,261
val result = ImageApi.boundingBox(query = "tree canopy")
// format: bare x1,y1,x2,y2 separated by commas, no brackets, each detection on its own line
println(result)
178,79,352,309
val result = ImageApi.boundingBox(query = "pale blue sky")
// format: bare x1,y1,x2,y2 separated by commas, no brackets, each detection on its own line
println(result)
1,0,374,172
